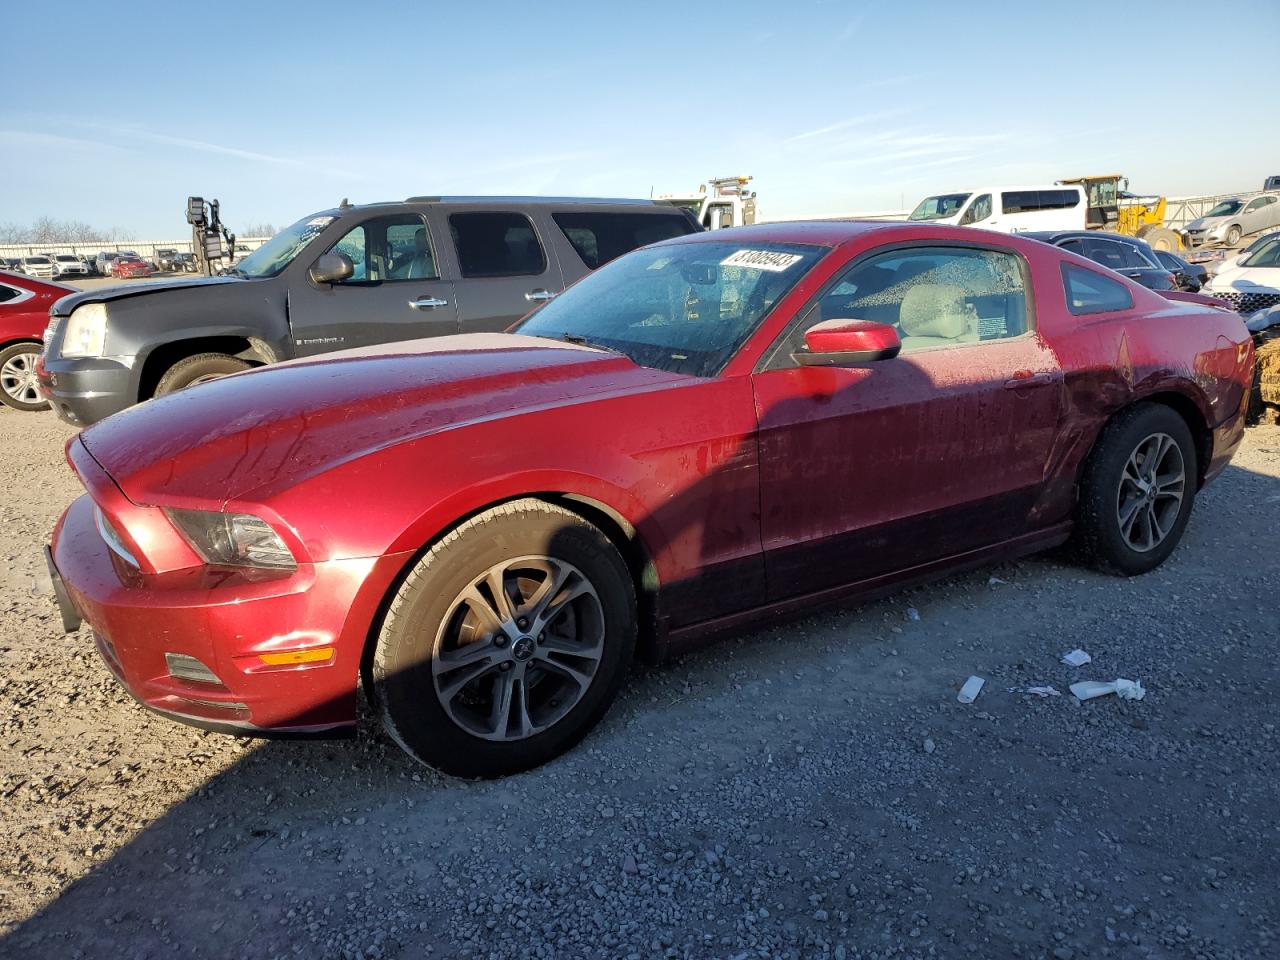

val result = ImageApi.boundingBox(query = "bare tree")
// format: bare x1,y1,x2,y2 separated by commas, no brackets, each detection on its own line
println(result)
239,222,278,238
0,218,132,245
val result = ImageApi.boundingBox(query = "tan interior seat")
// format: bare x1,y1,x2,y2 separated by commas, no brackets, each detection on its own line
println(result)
898,283,979,351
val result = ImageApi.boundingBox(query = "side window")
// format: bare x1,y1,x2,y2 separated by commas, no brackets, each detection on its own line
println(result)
448,212,546,278
327,215,436,284
1062,264,1133,315
330,225,368,282
959,194,992,225
807,246,1029,354
1001,191,1038,214
0,284,20,304
1155,251,1182,272
1244,198,1265,213
553,212,692,270
1080,238,1148,270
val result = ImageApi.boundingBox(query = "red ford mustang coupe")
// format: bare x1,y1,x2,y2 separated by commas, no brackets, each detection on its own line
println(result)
46,222,1253,777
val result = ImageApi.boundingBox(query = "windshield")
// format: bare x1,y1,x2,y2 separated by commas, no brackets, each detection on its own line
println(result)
56,255,77,262
27,257,50,264
1240,237,1280,268
1206,200,1243,217
230,214,337,278
908,193,970,221
515,240,826,377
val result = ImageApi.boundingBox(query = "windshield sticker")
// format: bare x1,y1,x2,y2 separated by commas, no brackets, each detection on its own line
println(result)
306,216,335,228
720,249,804,272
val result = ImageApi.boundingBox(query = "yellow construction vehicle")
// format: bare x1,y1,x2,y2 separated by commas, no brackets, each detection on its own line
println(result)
1057,174,1181,251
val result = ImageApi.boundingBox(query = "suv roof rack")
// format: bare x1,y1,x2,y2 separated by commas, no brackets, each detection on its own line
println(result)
402,195,656,205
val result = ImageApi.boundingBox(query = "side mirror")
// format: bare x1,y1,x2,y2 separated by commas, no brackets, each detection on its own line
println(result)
794,319,901,366
309,251,354,285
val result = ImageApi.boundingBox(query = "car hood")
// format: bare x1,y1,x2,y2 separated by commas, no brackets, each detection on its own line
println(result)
1186,216,1232,231
51,274,245,316
1208,266,1280,291
79,334,688,506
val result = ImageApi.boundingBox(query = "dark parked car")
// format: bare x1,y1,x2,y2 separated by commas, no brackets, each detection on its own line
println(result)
154,248,181,271
45,222,1253,776
1153,250,1209,291
1027,231,1179,291
38,197,698,426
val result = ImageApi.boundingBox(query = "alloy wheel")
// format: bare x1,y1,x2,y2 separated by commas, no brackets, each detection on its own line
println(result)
0,349,42,406
1115,432,1185,553
431,555,605,741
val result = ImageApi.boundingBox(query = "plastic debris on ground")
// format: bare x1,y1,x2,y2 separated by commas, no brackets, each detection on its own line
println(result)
923,738,936,754
1070,678,1146,702
1061,648,1092,667
1009,685,1061,698
906,607,920,621
957,676,985,704
988,576,1008,586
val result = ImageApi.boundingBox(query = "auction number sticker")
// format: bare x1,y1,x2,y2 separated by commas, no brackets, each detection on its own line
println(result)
720,249,803,272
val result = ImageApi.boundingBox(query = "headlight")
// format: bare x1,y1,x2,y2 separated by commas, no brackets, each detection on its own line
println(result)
166,509,297,570
59,302,108,358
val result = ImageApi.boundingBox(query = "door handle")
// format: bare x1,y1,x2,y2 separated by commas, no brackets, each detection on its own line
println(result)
1003,371,1054,389
525,289,557,302
408,297,449,310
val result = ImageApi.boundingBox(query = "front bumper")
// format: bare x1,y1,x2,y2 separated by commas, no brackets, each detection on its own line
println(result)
49,493,408,737
35,353,135,426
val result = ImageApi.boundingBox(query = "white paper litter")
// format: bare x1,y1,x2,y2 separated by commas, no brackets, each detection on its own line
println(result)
906,607,921,621
988,576,1008,586
1070,678,1146,702
1061,649,1092,667
957,676,985,704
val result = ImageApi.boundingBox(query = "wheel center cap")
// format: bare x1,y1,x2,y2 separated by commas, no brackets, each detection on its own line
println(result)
511,636,536,661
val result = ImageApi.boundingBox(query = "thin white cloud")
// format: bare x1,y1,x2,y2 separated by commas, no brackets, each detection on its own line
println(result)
784,108,908,143
0,130,132,154
71,121,366,181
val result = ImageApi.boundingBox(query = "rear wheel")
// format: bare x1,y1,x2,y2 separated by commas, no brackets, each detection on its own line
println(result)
153,352,251,396
369,499,636,778
0,342,49,412
1073,404,1197,576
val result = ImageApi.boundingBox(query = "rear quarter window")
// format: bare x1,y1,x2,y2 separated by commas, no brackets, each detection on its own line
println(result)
553,211,693,270
1062,263,1133,315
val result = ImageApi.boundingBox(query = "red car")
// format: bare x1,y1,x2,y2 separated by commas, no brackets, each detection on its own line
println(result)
45,222,1253,777
1,271,71,411
111,255,152,279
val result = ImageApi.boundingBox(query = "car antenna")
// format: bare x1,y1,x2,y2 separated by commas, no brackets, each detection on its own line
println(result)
339,197,352,210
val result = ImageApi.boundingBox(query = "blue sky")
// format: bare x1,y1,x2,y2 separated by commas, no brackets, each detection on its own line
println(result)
3,0,1278,238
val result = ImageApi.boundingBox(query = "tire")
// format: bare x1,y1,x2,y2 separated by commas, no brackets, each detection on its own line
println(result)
1136,225,1179,252
0,342,50,412
1225,225,1242,247
369,498,637,778
1073,403,1198,576
153,352,251,396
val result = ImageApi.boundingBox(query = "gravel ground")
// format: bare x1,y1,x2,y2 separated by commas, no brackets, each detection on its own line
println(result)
1,408,1277,960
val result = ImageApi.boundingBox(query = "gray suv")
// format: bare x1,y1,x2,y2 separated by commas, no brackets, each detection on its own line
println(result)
39,197,697,426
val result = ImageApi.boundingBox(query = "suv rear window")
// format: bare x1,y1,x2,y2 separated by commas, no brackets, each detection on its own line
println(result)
448,212,546,278
553,211,693,270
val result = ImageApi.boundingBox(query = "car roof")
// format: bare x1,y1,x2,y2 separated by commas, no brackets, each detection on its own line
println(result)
399,195,667,206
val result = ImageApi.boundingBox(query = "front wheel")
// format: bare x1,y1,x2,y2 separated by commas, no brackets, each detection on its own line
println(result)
0,342,49,411
1225,225,1242,247
1073,404,1197,576
369,499,637,778
153,352,251,396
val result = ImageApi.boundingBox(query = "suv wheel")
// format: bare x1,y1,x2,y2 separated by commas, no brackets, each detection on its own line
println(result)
154,353,252,396
1073,403,1197,576
369,499,636,778
0,343,49,412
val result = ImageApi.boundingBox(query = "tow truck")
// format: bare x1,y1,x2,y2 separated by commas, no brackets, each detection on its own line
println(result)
658,175,758,230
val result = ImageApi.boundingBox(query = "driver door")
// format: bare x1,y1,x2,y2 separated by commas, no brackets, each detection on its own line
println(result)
751,243,1063,601
288,213,457,357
